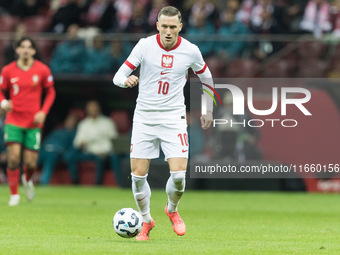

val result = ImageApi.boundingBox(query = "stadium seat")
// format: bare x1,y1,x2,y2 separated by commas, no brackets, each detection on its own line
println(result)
0,16,19,32
78,162,97,185
35,39,55,64
331,43,340,58
261,59,292,78
297,41,328,60
205,57,225,77
226,59,258,78
328,58,340,78
296,59,329,78
49,164,73,185
282,50,298,69
23,15,51,33
110,110,131,134
102,170,117,186
0,40,10,68
68,107,86,120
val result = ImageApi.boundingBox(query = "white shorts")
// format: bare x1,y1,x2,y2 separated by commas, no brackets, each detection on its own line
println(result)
130,122,188,160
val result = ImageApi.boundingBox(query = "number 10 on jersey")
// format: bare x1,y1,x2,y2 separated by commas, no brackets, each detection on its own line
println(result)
158,81,169,95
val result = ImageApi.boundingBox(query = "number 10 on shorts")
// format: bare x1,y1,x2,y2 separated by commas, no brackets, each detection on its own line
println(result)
178,133,188,146
178,133,188,153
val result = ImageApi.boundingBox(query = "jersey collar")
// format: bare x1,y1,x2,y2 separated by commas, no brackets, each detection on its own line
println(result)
156,34,182,51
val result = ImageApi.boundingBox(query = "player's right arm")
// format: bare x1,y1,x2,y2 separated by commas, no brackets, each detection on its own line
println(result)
113,63,139,88
0,67,13,112
113,38,146,88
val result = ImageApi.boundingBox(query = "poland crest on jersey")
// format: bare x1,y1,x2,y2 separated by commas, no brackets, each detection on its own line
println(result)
161,55,173,68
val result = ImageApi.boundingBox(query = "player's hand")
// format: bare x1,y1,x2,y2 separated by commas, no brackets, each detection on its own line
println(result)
33,111,46,125
1,99,13,112
124,75,139,88
200,111,213,130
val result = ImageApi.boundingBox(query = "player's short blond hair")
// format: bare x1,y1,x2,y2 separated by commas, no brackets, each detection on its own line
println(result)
158,6,182,23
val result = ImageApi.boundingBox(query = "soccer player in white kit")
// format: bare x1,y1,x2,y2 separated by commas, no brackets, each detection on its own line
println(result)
113,6,213,241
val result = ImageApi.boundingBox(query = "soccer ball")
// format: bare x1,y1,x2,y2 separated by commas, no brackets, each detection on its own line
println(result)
113,208,143,238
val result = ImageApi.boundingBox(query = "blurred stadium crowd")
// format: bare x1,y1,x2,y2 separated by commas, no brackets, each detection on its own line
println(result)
1,0,340,77
1,0,340,189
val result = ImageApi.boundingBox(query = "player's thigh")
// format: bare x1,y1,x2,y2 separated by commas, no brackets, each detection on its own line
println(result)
130,122,160,160
4,124,24,145
24,128,41,151
23,149,39,169
159,122,188,161
5,125,24,166
168,157,188,172
130,158,151,176
6,143,22,167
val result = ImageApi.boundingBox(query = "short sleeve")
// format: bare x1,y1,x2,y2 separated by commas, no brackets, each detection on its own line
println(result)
190,45,207,75
43,66,54,88
0,67,9,90
124,38,146,70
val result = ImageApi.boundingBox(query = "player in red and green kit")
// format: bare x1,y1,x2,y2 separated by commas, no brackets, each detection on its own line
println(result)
0,37,56,206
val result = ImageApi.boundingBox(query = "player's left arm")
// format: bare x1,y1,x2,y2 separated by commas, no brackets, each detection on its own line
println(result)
34,70,56,125
198,70,213,130
191,46,214,130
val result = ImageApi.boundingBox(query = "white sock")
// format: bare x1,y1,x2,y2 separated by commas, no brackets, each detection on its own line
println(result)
131,173,152,223
166,171,186,213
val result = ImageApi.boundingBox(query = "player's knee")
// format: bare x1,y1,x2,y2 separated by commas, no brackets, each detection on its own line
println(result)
25,162,37,170
131,167,148,177
169,161,187,172
171,171,186,190
7,155,20,169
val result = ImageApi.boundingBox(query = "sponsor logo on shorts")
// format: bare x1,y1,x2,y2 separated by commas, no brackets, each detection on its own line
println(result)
130,144,133,153
182,149,188,153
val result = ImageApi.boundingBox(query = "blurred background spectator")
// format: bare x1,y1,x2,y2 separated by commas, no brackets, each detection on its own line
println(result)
147,0,167,32
300,0,332,37
0,0,339,191
108,40,129,74
186,11,215,57
38,113,79,185
5,23,27,64
65,100,118,185
186,111,205,159
114,0,133,32
125,1,149,33
213,92,262,162
215,8,249,60
82,0,117,33
49,0,84,33
50,23,86,73
84,34,111,74
285,0,308,33
9,0,47,18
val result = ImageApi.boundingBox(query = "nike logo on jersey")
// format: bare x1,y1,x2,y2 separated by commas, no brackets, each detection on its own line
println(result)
10,77,19,83
182,149,188,153
160,71,170,75
137,195,147,202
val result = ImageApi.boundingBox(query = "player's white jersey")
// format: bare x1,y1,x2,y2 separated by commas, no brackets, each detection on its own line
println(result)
124,34,208,124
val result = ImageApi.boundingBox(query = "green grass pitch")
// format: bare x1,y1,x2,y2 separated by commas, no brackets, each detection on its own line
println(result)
0,185,339,255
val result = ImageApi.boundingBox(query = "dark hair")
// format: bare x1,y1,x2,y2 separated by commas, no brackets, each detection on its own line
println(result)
158,6,182,23
15,36,36,50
